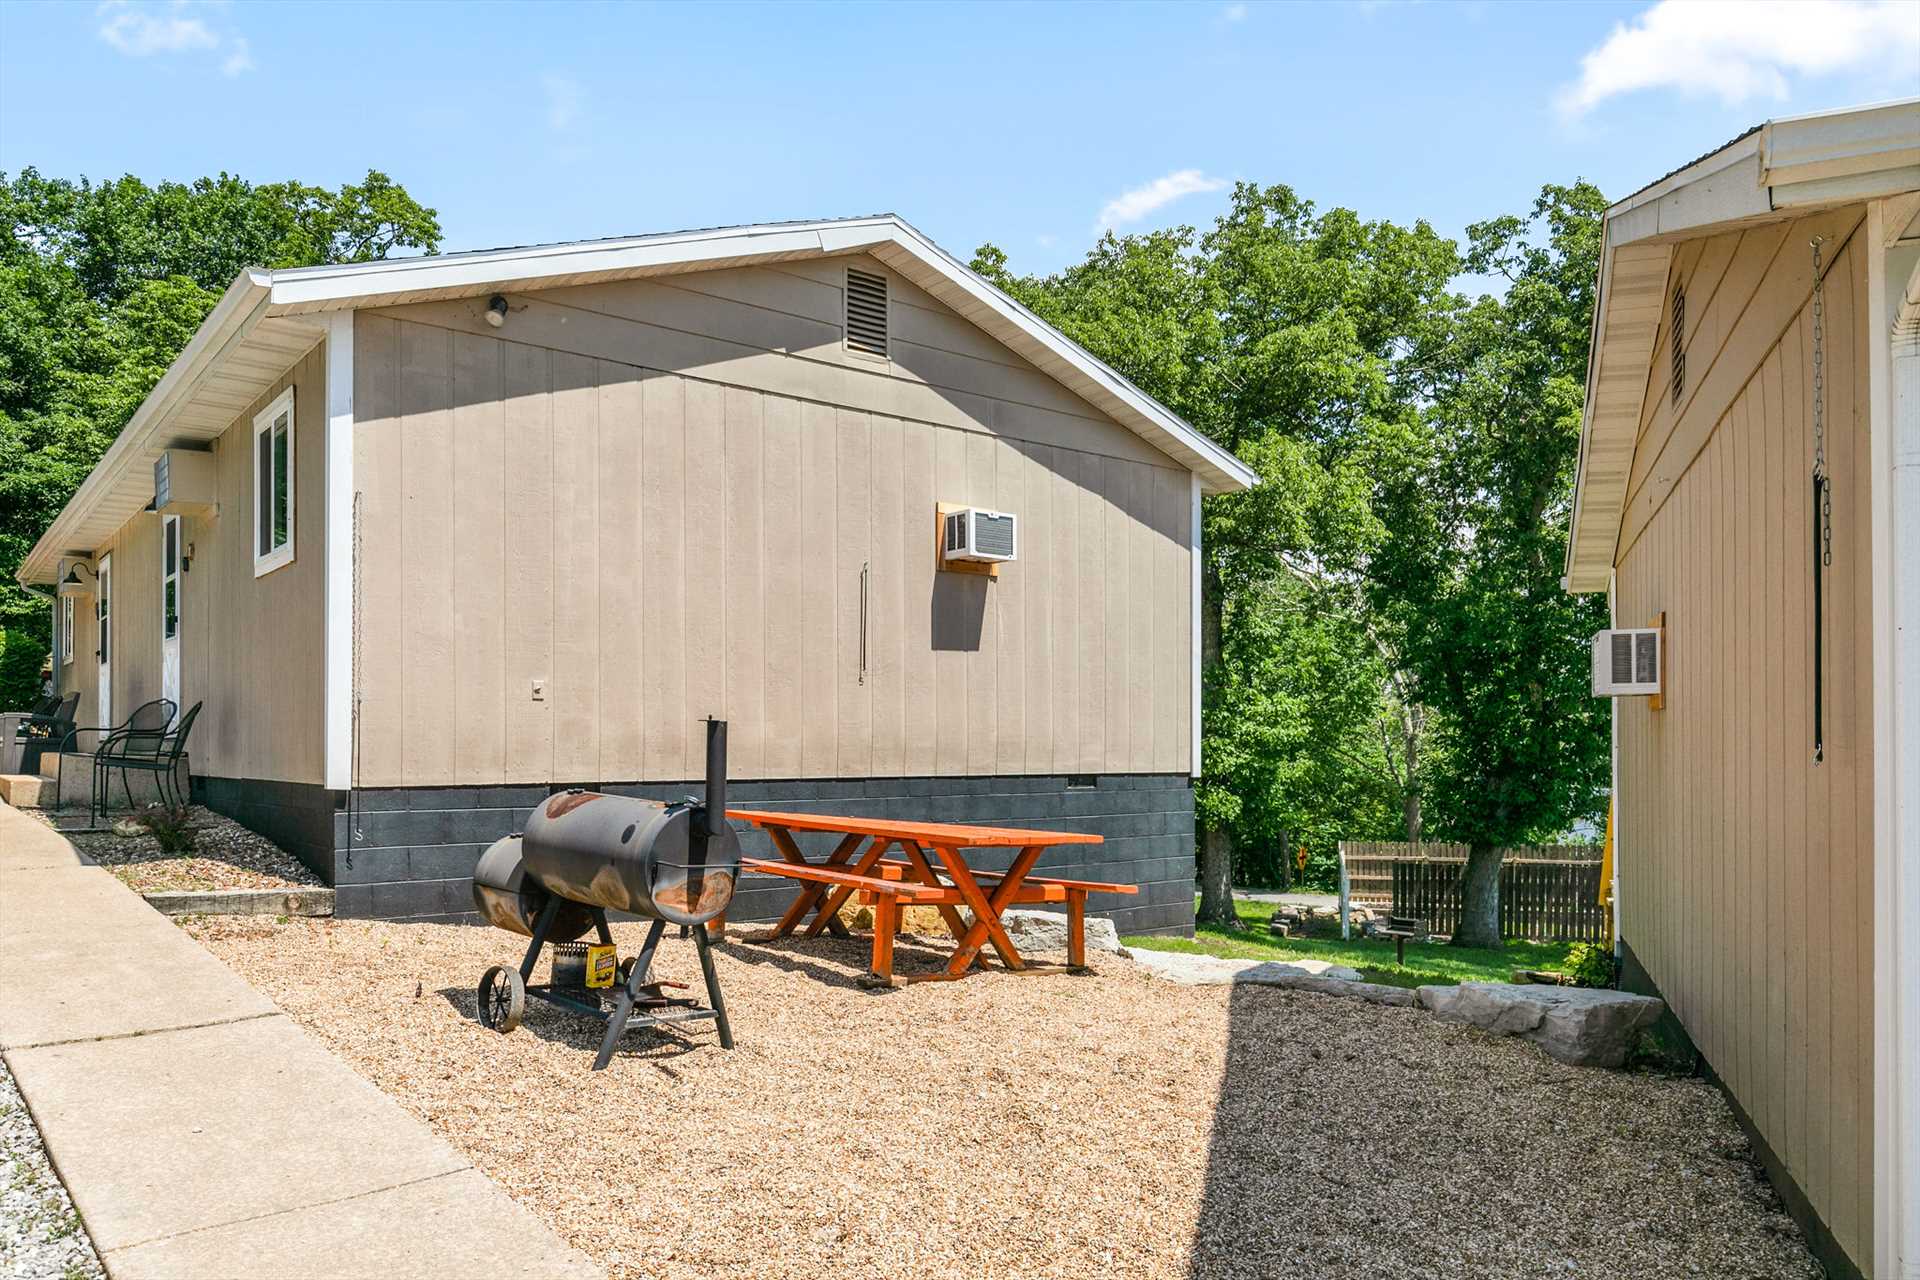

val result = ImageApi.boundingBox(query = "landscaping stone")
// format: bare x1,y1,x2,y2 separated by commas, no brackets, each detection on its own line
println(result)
142,886,336,917
1129,949,1363,986
1417,981,1665,1069
1000,908,1123,955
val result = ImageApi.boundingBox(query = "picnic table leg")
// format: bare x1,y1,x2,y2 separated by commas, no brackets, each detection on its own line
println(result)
806,839,895,938
869,895,898,987
1068,890,1086,969
898,840,975,946
935,844,1042,976
765,829,862,939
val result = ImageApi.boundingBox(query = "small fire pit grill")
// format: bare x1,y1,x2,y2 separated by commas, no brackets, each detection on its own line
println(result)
471,718,737,1069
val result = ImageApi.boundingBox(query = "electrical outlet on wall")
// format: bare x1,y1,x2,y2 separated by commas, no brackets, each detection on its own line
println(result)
531,678,546,701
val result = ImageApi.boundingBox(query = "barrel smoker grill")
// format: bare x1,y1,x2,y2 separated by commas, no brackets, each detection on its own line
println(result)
472,719,737,1070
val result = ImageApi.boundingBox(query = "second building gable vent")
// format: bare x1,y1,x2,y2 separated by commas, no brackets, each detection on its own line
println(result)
845,267,889,358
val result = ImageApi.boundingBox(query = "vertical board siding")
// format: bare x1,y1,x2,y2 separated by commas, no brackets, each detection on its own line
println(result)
70,341,329,783
1614,223,1872,1266
353,310,1192,787
452,332,507,785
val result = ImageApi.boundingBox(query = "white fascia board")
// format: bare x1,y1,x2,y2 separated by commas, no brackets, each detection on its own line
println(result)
265,220,899,310
324,311,354,791
1763,99,1920,189
15,271,272,585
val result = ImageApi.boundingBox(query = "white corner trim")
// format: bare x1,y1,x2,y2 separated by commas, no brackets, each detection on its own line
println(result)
324,311,354,791
1871,198,1920,1280
1190,472,1202,778
1609,571,1622,953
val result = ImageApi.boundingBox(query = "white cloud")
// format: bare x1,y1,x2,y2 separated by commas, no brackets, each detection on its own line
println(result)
96,1,216,55
542,74,585,131
96,2,253,74
221,35,252,77
1096,169,1229,231
1222,3,1248,21
1558,0,1920,118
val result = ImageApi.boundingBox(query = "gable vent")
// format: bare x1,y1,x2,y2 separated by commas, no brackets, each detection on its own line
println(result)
845,267,889,358
1670,283,1686,406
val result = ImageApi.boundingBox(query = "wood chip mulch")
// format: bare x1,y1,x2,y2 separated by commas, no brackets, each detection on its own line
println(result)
39,805,323,894
187,917,1820,1280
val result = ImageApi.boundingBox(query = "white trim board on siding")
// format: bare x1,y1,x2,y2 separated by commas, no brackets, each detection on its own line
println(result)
324,312,354,791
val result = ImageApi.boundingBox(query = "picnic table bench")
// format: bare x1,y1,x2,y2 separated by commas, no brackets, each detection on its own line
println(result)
724,809,1137,987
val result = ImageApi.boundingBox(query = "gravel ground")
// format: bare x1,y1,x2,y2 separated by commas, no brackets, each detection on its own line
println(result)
188,917,1819,1280
0,1061,105,1280
37,806,321,894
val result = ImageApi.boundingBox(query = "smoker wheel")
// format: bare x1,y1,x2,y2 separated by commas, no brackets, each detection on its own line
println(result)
478,965,525,1033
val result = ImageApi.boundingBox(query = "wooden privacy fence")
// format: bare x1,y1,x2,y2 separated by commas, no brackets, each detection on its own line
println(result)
1338,842,1611,943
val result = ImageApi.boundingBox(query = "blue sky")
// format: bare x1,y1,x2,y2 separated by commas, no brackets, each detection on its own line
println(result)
2,1,1915,277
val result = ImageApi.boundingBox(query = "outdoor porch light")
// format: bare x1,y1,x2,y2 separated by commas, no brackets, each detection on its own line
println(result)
57,562,95,598
485,294,509,328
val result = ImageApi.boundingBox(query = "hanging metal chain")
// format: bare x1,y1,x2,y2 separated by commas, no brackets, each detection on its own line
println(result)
1810,238,1831,567
1810,237,1829,766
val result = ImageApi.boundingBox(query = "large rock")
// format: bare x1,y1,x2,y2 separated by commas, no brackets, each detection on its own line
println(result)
1416,982,1665,1069
1000,909,1123,955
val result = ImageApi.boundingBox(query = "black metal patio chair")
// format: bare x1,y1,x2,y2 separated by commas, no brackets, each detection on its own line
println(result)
11,694,59,726
17,693,80,775
87,700,200,821
61,698,176,823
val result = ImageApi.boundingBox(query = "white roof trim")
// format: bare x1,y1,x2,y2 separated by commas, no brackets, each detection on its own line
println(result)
1566,99,1920,593
19,216,1254,584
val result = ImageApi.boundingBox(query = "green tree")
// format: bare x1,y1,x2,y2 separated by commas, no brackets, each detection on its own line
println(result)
0,169,440,638
1366,182,1613,947
978,183,1459,924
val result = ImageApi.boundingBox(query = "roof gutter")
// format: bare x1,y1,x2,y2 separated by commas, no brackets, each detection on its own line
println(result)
16,269,272,586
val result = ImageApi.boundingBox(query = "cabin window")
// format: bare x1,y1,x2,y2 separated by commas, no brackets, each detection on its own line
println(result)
60,595,74,665
1670,284,1686,406
252,386,295,576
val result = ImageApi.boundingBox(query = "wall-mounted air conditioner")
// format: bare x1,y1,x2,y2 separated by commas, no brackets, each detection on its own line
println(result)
154,448,218,517
942,507,1017,563
1591,628,1661,697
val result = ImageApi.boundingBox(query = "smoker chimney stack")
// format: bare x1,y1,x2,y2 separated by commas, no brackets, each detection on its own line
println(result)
701,717,728,839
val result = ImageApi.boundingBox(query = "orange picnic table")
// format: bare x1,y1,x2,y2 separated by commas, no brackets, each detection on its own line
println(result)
725,809,1138,987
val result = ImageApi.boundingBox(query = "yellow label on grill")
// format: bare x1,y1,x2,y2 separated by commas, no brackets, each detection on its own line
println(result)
585,944,617,989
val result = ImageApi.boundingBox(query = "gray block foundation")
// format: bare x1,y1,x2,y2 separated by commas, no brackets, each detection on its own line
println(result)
195,773,1197,937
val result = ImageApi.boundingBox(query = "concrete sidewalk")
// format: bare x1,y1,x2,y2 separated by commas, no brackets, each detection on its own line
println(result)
0,804,601,1279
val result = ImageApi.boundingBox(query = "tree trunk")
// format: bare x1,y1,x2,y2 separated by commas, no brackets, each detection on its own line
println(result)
1451,841,1503,948
1197,823,1238,928
1195,556,1237,929
1401,725,1422,846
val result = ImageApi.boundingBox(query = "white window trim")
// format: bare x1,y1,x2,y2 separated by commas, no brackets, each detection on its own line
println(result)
60,595,74,665
252,386,296,577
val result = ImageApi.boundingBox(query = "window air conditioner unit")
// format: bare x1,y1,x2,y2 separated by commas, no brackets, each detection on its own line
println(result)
1591,628,1661,697
942,508,1017,563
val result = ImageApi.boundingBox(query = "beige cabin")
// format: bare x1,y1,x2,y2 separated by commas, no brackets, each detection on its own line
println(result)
19,216,1255,935
1565,100,1920,1280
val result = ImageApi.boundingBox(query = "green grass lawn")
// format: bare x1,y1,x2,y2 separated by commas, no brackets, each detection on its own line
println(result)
1121,897,1575,989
